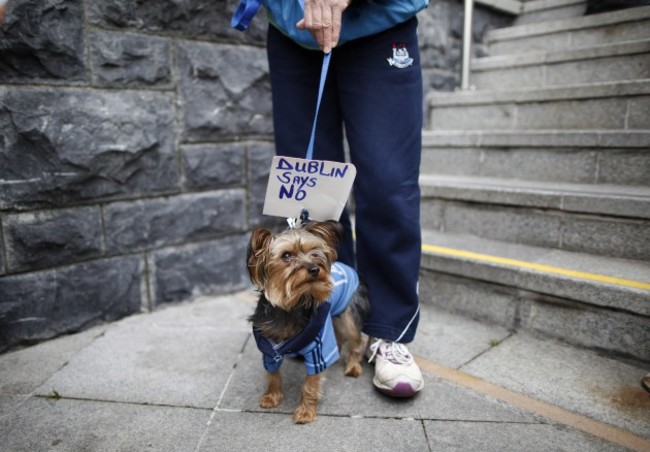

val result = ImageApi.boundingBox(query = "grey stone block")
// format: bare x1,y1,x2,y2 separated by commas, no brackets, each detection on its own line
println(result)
440,201,562,249
0,88,178,210
104,190,246,254
431,103,516,130
148,234,248,305
86,0,267,45
177,41,272,141
420,229,650,318
0,325,106,395
424,421,626,452
89,30,172,88
181,143,245,190
3,206,104,273
473,65,545,90
597,150,650,185
546,53,650,88
247,141,281,227
561,216,650,261
35,316,250,409
410,301,512,368
202,411,429,452
479,148,597,183
0,256,143,352
420,148,482,177
519,296,650,361
514,3,586,26
516,98,629,130
0,398,209,452
461,333,650,438
0,0,86,83
628,96,650,129
419,271,519,329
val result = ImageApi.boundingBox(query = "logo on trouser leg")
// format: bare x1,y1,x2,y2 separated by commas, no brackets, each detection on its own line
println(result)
387,43,413,68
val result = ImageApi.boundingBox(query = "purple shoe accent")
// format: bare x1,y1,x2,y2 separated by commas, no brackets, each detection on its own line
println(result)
378,382,417,398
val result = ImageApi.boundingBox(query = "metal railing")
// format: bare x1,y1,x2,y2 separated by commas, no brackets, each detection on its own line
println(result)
461,0,474,90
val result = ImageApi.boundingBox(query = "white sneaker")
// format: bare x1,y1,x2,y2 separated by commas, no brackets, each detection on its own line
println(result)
368,339,424,398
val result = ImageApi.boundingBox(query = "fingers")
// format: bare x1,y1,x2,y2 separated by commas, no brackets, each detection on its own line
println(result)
299,0,348,53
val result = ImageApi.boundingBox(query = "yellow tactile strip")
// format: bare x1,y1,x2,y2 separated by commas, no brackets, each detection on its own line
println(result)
415,356,650,452
422,244,650,291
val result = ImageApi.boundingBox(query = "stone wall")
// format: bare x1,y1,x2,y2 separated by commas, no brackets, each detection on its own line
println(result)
0,0,512,352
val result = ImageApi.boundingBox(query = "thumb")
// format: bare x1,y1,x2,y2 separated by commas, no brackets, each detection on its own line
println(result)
296,18,305,29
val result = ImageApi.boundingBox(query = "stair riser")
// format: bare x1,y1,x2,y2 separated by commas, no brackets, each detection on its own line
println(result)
421,147,650,186
419,270,650,362
489,20,650,55
514,3,586,26
429,96,650,131
473,53,650,90
420,199,650,261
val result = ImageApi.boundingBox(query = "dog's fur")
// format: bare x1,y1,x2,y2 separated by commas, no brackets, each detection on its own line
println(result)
247,220,369,424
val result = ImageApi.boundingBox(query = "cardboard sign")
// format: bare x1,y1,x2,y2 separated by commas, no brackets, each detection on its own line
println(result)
263,156,356,221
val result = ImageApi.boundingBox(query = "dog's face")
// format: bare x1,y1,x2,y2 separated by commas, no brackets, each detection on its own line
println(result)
247,221,344,311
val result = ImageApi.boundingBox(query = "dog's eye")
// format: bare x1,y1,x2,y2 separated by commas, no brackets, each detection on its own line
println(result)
282,252,292,262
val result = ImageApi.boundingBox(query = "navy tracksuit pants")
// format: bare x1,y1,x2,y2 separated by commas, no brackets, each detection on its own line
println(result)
267,17,422,343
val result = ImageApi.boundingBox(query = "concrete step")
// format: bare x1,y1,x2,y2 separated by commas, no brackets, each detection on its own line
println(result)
419,189,650,261
427,79,650,131
514,0,586,26
472,39,650,90
411,304,650,443
422,130,650,186
487,6,650,56
420,174,650,219
419,229,650,361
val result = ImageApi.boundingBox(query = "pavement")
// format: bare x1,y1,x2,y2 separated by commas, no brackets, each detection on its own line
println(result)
1,290,648,452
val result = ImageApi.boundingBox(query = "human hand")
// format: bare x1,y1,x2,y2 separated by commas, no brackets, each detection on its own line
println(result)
296,0,351,53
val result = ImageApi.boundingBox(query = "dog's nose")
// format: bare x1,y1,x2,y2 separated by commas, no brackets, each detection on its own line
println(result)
308,266,320,277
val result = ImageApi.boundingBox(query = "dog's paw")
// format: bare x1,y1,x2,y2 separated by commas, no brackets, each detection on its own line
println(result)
344,361,363,377
293,405,317,424
259,391,283,408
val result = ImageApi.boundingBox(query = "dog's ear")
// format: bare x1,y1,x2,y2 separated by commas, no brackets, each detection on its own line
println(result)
247,228,273,288
304,220,344,247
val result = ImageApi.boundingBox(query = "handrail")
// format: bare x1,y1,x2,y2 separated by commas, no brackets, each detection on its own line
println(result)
461,0,474,90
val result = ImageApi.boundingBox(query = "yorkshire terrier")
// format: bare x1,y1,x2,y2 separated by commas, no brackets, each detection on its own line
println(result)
247,220,370,424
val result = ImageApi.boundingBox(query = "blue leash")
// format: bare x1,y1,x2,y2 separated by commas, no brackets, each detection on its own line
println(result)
305,52,331,161
231,0,331,161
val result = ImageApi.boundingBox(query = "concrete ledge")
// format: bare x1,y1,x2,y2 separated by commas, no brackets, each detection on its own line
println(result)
521,0,584,13
488,5,650,41
420,174,650,219
420,229,650,317
422,129,650,147
476,0,522,15
474,39,650,70
427,79,650,106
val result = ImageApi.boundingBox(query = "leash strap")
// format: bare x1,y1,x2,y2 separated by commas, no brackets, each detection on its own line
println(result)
231,0,261,31
305,52,331,161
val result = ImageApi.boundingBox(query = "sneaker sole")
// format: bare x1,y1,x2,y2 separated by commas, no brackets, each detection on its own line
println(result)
373,379,424,398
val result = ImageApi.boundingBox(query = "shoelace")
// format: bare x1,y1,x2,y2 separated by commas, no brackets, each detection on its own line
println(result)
368,339,414,365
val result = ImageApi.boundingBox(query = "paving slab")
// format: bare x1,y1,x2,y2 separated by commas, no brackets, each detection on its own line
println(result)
34,295,252,409
0,324,107,395
199,410,429,452
410,304,512,369
0,397,210,452
219,333,538,423
460,333,650,439
424,420,627,452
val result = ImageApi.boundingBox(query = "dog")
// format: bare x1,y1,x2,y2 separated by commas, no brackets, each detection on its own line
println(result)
246,220,370,424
